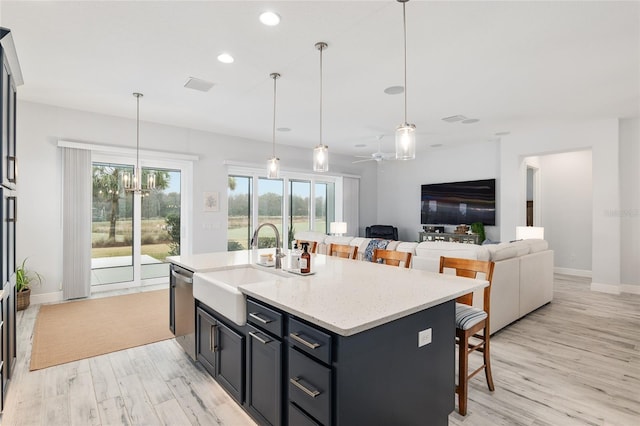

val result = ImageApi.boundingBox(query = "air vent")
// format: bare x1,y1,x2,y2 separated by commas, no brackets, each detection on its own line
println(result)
184,77,214,92
442,115,467,123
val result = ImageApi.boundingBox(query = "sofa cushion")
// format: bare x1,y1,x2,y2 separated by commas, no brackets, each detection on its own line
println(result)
510,240,532,256
395,242,418,254
324,236,354,246
485,243,519,261
294,231,327,244
415,241,490,261
524,239,549,253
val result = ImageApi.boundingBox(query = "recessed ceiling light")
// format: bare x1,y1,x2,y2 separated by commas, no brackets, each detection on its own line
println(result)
354,143,367,148
217,53,234,64
184,77,214,92
277,127,291,132
442,115,467,123
495,131,511,136
384,85,404,95
462,118,479,124
431,143,443,148
259,11,281,26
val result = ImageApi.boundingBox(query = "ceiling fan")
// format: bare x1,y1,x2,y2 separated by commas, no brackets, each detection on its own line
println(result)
352,136,396,164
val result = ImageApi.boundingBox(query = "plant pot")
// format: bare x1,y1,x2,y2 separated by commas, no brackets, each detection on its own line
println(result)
17,288,30,311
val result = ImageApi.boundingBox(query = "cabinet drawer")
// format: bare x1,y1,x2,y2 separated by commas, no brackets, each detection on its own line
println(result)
288,317,332,364
289,402,321,426
288,348,331,426
247,299,283,338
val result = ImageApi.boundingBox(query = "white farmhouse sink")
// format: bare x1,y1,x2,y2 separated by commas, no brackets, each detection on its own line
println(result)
193,265,291,326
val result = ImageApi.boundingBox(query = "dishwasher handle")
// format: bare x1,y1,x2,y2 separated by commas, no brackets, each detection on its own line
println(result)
171,269,193,284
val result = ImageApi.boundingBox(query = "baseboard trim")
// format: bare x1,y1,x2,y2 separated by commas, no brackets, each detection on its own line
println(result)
554,267,592,277
591,282,621,295
31,291,63,305
621,284,640,295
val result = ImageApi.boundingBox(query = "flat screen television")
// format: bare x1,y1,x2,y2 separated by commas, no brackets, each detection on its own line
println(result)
421,179,496,226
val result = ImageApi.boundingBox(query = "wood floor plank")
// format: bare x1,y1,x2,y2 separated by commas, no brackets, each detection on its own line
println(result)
67,369,100,426
89,354,122,403
153,398,192,426
97,396,131,426
117,374,162,425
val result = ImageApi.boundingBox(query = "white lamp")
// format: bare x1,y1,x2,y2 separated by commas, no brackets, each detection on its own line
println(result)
330,222,347,236
515,226,544,240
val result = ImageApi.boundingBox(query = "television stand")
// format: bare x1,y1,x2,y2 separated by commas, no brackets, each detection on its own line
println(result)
419,231,481,245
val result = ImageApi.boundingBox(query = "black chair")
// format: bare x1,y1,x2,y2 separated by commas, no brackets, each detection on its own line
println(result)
365,225,398,241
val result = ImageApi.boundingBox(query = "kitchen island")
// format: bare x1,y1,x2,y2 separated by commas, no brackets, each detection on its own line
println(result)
168,250,487,426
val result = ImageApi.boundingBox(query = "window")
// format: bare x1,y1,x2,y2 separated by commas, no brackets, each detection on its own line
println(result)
227,167,341,251
227,176,252,250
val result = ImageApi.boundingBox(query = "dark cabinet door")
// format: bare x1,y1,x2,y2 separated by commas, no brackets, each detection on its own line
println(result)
215,321,244,403
196,307,217,377
247,325,282,426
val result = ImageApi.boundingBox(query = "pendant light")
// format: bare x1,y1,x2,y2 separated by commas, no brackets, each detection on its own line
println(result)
124,92,155,193
395,0,416,160
313,42,329,172
267,72,281,179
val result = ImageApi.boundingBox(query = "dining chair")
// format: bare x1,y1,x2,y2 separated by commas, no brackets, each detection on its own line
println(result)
371,248,411,268
439,256,495,416
295,240,318,254
328,243,358,259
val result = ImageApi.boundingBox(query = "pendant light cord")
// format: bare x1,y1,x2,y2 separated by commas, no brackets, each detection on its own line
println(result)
272,74,277,157
319,43,324,146
402,0,408,124
136,94,140,171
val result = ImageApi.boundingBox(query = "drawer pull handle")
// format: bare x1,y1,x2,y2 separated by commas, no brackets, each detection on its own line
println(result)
289,332,320,349
290,377,321,398
249,331,271,345
249,312,273,324
210,324,217,352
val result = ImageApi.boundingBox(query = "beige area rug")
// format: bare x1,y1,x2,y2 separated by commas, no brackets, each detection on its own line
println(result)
30,290,174,371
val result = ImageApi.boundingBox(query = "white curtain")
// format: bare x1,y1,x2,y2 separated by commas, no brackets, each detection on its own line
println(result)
62,147,92,299
342,177,360,237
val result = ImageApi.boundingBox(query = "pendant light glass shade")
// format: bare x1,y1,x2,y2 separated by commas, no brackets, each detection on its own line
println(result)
313,42,329,172
395,0,416,160
395,122,416,160
313,144,328,172
267,73,281,179
124,92,156,193
267,156,279,179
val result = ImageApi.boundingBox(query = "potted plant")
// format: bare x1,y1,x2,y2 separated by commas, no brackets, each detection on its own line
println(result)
16,258,42,311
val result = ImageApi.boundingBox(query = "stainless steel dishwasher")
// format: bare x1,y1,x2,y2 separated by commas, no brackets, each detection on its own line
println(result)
170,264,196,360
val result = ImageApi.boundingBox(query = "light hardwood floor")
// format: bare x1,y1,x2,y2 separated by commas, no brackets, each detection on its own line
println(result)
1,275,639,425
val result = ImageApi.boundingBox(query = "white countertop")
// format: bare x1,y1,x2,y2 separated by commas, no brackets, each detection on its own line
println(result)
168,250,487,336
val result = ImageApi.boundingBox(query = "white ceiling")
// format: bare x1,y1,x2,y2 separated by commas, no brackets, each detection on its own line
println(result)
2,0,639,157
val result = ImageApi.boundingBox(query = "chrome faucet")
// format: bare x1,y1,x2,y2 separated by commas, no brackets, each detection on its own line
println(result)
250,223,285,269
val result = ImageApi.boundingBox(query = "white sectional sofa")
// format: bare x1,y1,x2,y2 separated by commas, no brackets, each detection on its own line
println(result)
295,231,554,334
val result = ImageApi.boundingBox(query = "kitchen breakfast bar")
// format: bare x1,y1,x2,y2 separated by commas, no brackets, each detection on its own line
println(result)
168,250,487,426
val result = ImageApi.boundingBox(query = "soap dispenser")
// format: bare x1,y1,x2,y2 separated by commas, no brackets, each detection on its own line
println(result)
300,242,311,274
289,242,300,270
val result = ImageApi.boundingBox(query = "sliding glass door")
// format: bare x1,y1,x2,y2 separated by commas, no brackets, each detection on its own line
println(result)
91,160,182,288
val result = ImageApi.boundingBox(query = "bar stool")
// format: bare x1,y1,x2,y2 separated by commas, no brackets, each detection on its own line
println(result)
328,243,358,259
439,256,495,416
372,249,411,268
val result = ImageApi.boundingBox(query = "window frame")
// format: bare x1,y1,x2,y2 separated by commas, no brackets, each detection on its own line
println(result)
227,166,343,250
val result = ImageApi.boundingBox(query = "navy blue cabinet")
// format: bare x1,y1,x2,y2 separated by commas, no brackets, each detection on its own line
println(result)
0,27,20,413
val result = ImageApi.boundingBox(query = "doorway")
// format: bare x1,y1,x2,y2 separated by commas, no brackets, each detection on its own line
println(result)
91,159,182,289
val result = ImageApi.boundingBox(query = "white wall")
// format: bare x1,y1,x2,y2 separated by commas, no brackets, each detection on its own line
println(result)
500,119,621,290
619,118,640,287
539,150,593,273
16,101,370,297
375,141,500,242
